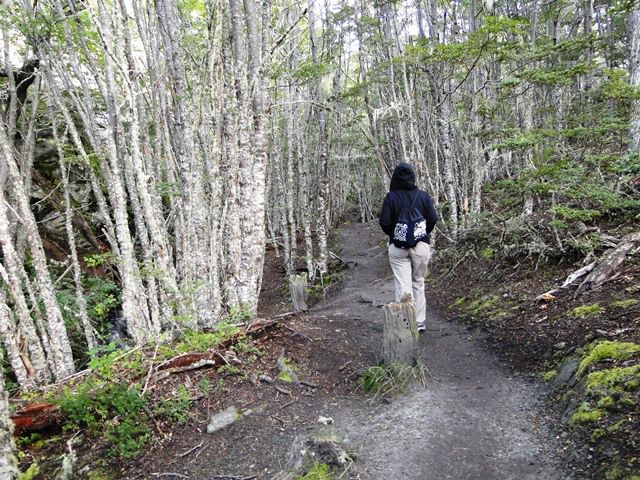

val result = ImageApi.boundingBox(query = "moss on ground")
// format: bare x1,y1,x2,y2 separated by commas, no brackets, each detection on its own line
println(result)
586,365,640,396
578,341,640,377
468,295,499,316
569,402,603,425
571,303,604,319
557,340,640,478
610,299,639,309
295,463,333,479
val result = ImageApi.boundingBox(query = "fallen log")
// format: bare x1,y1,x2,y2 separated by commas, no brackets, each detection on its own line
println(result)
11,402,60,435
535,261,596,301
577,232,640,294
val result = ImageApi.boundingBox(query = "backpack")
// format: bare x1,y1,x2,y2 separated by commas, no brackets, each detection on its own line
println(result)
391,191,428,248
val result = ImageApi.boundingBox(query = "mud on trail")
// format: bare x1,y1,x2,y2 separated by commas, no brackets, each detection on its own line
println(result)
122,220,571,479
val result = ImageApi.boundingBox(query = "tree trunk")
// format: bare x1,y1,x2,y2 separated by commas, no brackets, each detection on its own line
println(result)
289,274,308,312
0,346,18,480
630,2,640,153
0,122,74,381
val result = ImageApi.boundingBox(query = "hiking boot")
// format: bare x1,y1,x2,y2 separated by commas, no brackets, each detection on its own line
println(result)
417,323,425,332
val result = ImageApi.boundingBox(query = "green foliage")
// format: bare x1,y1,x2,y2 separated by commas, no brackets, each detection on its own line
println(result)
155,385,191,423
586,365,640,396
17,432,44,448
197,377,211,396
479,247,495,259
295,463,333,480
358,363,425,400
292,59,332,81
17,462,40,480
468,295,499,316
219,364,247,378
55,380,149,457
162,321,241,357
548,205,601,222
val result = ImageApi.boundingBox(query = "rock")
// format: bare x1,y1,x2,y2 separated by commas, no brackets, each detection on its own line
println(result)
259,374,274,384
552,355,580,388
317,416,334,425
553,342,567,350
207,406,240,434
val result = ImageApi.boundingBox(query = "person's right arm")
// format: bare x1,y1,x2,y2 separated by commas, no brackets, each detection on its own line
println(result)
422,193,438,234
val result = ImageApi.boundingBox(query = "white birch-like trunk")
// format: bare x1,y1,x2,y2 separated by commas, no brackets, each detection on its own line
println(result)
0,346,18,480
0,123,74,381
630,3,640,153
440,95,459,238
307,0,329,276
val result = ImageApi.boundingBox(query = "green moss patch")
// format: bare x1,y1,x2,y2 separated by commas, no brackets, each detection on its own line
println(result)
468,295,499,316
569,402,603,425
610,299,639,309
571,303,604,319
586,365,640,396
578,341,640,377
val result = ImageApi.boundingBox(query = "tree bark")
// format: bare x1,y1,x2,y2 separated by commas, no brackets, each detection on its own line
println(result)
0,346,18,480
630,2,640,153
382,295,419,366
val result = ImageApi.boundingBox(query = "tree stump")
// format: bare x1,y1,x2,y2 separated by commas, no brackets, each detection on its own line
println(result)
289,274,308,312
382,294,418,365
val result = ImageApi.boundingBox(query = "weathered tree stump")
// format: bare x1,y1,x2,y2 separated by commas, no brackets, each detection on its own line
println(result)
382,294,418,365
289,274,308,312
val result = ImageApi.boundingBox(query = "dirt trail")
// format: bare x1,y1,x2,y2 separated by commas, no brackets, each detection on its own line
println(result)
311,220,569,479
126,219,570,479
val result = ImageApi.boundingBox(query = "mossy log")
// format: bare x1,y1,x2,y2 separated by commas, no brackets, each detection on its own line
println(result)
382,294,418,365
289,274,308,312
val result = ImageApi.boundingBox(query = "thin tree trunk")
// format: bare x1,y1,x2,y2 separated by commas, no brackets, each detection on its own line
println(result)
0,122,74,381
0,345,18,480
630,2,640,153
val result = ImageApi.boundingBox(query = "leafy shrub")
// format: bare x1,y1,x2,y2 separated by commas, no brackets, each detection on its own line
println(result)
155,385,191,423
55,380,149,458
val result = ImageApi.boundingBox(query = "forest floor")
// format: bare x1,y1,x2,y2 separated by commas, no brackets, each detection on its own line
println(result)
115,218,577,480
18,216,639,479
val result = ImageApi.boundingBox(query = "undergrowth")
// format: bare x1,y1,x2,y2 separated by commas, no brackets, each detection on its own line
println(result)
44,316,254,460
358,362,427,401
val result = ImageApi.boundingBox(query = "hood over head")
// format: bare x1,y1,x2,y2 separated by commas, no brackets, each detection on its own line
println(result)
390,162,417,190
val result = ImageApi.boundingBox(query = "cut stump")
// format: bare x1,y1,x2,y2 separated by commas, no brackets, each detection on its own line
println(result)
289,274,308,312
382,294,418,366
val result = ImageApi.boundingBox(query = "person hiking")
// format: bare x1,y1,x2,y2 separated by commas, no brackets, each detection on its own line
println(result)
379,162,438,332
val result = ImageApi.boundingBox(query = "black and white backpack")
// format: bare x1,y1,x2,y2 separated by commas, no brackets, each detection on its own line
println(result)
391,191,428,249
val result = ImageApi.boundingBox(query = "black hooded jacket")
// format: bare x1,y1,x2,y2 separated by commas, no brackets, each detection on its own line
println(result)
379,162,438,245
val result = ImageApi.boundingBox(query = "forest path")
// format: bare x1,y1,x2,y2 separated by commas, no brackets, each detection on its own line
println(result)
309,219,569,479
127,220,570,479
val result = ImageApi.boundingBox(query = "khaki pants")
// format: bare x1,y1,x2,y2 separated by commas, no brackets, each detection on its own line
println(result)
388,242,433,326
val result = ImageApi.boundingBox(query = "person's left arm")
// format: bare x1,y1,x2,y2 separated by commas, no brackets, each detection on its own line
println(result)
379,193,394,236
